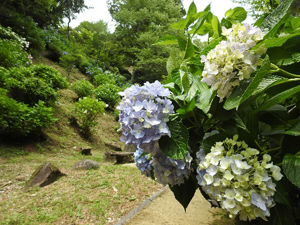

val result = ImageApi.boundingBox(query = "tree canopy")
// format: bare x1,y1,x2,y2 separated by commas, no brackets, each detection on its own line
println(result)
107,0,185,83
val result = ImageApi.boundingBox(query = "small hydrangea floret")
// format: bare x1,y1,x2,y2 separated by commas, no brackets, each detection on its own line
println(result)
196,135,283,221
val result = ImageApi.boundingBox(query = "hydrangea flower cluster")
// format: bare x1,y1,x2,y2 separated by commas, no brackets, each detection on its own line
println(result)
201,23,265,101
134,140,192,186
117,80,174,149
152,151,192,186
134,148,152,177
0,25,30,49
196,135,283,221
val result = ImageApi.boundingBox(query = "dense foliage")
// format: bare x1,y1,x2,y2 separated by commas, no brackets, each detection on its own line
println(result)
107,0,185,83
71,97,106,135
119,0,300,224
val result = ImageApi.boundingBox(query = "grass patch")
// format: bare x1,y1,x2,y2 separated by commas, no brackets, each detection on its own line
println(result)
0,151,162,224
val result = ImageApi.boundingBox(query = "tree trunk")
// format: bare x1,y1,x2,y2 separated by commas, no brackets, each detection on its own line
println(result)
67,17,71,41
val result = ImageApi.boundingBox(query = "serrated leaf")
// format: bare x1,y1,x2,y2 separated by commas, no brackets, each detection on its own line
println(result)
169,175,198,210
184,36,195,60
234,114,250,133
167,51,181,75
253,31,300,50
171,68,181,89
260,0,294,37
252,84,300,114
227,56,271,109
154,35,178,46
195,88,215,114
192,11,210,37
158,120,189,159
185,74,207,102
283,154,300,188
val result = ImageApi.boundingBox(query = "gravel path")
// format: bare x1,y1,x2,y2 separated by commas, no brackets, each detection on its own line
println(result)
117,187,246,225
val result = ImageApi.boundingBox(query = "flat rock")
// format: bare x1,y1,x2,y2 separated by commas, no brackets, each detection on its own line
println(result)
104,151,134,164
105,142,122,151
72,159,99,170
123,144,137,152
24,161,65,192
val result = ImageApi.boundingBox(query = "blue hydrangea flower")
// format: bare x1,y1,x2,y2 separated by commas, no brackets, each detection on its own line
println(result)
152,152,192,186
117,81,174,148
134,148,152,177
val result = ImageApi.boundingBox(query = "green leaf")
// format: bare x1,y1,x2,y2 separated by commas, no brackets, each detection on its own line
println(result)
186,1,197,22
260,0,294,37
253,31,300,50
225,7,247,23
177,98,195,115
211,15,221,38
252,84,300,114
234,114,250,133
260,203,296,225
192,11,210,37
195,88,215,114
185,74,207,102
274,181,292,210
184,36,195,60
283,119,300,136
169,175,198,211
223,80,250,110
167,51,181,75
153,35,178,45
283,154,300,188
180,69,190,93
200,37,222,56
171,19,188,30
158,120,189,160
171,68,181,89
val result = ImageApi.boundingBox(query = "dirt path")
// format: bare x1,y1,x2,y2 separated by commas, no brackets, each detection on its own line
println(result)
118,187,245,225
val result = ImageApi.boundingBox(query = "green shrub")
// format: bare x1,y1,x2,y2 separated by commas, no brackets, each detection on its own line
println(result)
31,64,68,90
71,79,94,98
5,77,57,106
94,83,120,108
44,25,68,61
5,13,45,53
0,67,8,87
0,39,31,68
3,65,66,106
0,88,56,137
93,73,115,86
59,52,76,76
72,53,90,74
72,97,106,134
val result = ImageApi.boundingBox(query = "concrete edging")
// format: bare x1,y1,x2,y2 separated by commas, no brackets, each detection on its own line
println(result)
115,185,169,225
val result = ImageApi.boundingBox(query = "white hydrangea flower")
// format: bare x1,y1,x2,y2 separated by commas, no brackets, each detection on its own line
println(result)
196,136,283,221
201,23,265,101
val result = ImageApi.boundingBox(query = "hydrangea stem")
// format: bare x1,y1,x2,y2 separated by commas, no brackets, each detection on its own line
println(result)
270,63,300,78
